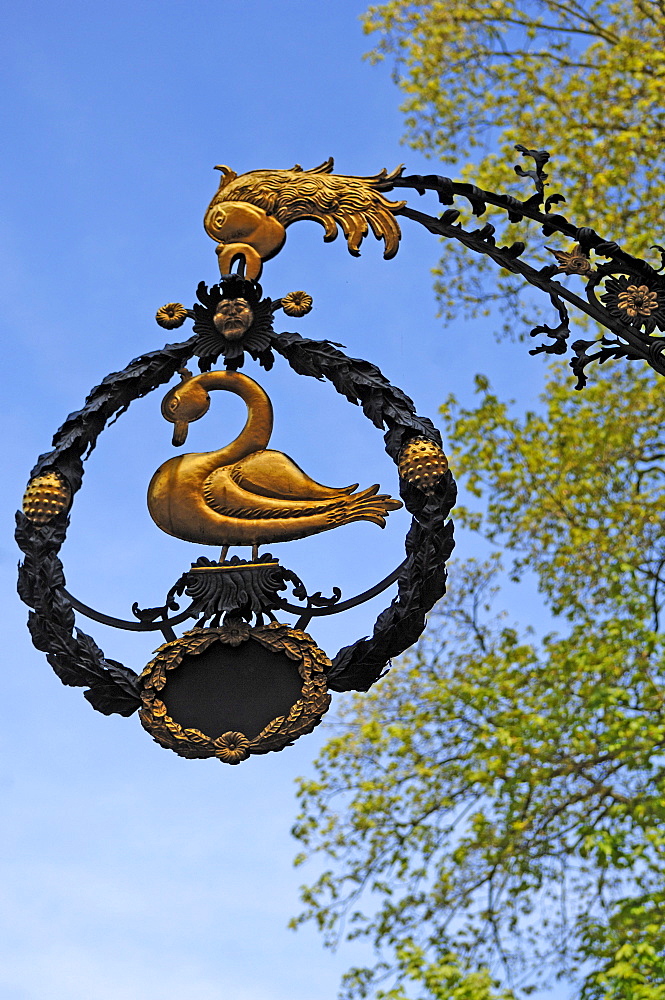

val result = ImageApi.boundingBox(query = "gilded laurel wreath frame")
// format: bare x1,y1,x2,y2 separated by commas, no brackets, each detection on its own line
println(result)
139,622,332,762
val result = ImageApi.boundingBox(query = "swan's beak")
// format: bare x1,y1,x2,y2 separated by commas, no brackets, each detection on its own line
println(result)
172,420,189,447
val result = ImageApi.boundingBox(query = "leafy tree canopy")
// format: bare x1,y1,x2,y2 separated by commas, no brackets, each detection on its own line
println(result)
292,363,665,999
362,0,665,327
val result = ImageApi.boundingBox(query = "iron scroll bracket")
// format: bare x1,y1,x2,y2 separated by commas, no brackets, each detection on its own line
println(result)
390,146,665,388
60,558,407,639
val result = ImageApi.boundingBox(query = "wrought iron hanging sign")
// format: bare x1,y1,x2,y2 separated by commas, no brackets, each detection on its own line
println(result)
19,147,664,763
17,159,456,764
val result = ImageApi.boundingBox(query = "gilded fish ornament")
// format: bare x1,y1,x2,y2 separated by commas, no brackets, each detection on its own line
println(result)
204,158,406,278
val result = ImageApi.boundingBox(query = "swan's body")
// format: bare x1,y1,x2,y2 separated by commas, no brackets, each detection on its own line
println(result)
147,369,401,547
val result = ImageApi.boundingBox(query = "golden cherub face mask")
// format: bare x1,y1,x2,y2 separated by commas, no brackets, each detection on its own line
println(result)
213,297,254,340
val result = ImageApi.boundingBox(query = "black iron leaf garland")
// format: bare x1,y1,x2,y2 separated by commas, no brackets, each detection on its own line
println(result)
16,321,456,714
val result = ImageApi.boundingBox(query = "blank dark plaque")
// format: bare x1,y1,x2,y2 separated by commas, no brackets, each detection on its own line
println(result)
162,640,304,740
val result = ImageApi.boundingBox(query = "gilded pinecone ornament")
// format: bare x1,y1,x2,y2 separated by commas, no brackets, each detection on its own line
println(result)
398,438,448,494
22,471,72,525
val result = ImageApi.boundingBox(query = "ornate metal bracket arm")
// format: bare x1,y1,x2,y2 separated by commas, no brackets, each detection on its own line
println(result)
389,147,665,387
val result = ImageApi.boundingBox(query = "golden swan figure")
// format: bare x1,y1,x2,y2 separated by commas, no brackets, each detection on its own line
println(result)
147,369,402,549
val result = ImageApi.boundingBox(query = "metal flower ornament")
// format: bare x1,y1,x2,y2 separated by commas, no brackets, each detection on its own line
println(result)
19,147,664,763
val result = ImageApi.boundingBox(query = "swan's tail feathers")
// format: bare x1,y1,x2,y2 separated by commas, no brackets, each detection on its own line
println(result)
327,484,402,528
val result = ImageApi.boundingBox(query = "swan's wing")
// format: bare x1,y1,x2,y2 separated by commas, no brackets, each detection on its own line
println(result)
231,450,357,501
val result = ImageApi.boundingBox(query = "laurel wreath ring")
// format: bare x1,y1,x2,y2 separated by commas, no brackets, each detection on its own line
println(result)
16,313,456,718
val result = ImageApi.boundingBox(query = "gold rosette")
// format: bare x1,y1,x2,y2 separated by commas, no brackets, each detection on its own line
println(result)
281,291,313,317
155,302,188,329
618,285,659,318
215,732,251,764
545,244,593,276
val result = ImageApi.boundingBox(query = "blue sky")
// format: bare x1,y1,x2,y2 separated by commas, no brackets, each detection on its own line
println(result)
2,2,557,998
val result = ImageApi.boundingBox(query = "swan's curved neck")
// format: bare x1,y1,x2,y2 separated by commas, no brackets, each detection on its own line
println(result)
193,370,273,469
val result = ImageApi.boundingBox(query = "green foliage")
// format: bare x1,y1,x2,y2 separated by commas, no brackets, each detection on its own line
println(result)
292,364,665,999
580,895,665,999
362,0,665,328
446,366,665,625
